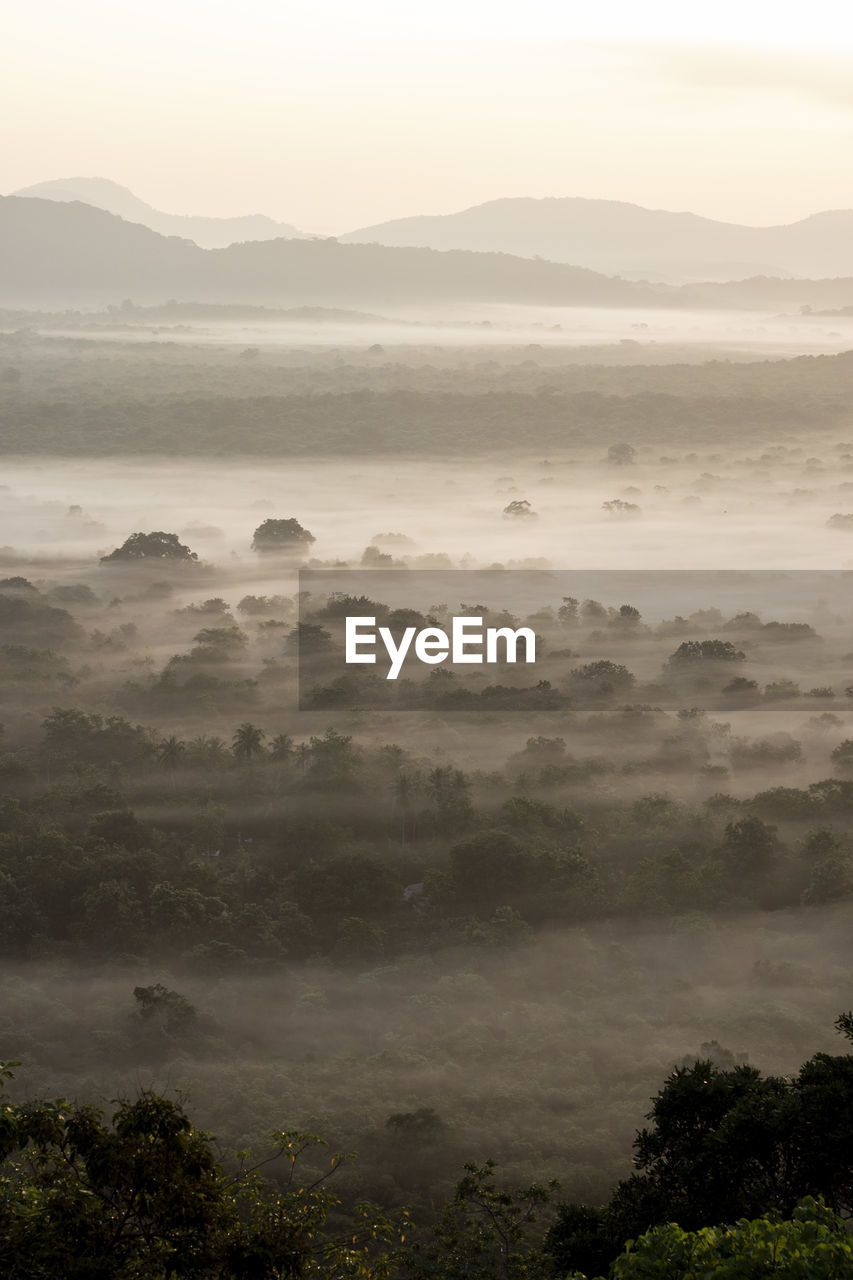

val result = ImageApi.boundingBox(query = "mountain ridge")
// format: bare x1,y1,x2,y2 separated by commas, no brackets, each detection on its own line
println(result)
13,180,853,282
12,177,309,249
4,195,853,313
339,195,853,282
0,195,671,309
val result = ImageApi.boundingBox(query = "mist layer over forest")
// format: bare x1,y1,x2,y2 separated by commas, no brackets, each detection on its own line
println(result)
3,310,853,1273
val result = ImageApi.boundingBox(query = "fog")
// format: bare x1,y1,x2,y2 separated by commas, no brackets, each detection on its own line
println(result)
20,305,853,356
4,316,853,1263
9,0,853,1263
3,908,851,1208
4,442,853,572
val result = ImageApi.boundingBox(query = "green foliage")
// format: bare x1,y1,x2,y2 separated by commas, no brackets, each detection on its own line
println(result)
602,1198,853,1279
553,1022,853,1273
0,1094,404,1280
0,1093,227,1278
404,1159,557,1279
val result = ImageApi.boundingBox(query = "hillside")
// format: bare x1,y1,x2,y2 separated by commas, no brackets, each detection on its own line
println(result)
341,196,853,283
12,177,308,249
5,197,853,314
0,196,672,309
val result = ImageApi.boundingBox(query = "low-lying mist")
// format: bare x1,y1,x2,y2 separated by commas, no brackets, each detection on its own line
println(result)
4,320,853,1243
5,441,853,573
3,906,851,1211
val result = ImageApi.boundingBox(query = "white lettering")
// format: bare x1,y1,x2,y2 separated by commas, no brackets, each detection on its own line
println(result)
415,627,450,664
378,626,417,680
343,616,537,678
486,627,536,663
453,616,484,663
345,617,377,663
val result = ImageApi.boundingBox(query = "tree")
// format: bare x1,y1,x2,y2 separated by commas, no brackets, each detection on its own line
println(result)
831,739,853,772
550,1014,853,1274
593,1198,853,1280
186,736,229,768
391,769,421,843
609,604,642,631
557,597,579,626
449,831,529,909
157,735,186,769
0,1090,226,1277
0,1071,404,1280
602,499,641,516
157,734,186,791
568,659,635,697
133,982,197,1036
304,728,362,789
722,815,780,873
425,765,474,835
232,722,266,761
293,851,399,922
100,532,198,563
405,1160,557,1279
284,622,333,659
502,500,536,519
251,518,316,554
723,676,759,696
191,626,248,657
666,640,742,670
607,442,636,465
269,732,294,762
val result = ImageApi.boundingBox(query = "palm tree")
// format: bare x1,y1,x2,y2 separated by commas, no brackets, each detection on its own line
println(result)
294,742,311,777
231,722,265,762
157,735,186,791
268,732,294,762
425,765,472,834
391,770,421,844
188,735,229,769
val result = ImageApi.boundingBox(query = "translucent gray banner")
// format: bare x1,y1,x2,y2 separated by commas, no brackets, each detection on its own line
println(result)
296,569,853,712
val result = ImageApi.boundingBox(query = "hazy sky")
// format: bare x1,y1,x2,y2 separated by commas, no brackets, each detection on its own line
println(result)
5,0,853,233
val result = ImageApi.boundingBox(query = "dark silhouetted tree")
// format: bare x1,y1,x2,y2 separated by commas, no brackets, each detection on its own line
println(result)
251,518,315,553
100,531,198,562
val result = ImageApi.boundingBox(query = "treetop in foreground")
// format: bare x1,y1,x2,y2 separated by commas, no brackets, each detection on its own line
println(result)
0,1069,403,1280
578,1198,853,1279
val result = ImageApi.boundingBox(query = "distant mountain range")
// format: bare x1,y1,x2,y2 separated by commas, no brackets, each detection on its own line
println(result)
0,195,672,308
340,197,853,283
12,177,308,250
14,180,853,283
4,194,853,313
12,179,853,285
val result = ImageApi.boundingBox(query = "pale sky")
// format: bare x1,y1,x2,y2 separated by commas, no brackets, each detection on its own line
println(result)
5,0,853,233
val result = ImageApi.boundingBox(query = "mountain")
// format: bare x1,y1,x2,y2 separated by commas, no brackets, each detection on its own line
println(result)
0,196,675,309
16,184,853,284
11,177,308,249
340,197,853,282
5,196,853,314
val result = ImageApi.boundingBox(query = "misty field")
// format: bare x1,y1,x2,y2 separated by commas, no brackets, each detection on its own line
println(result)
3,320,853,1274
